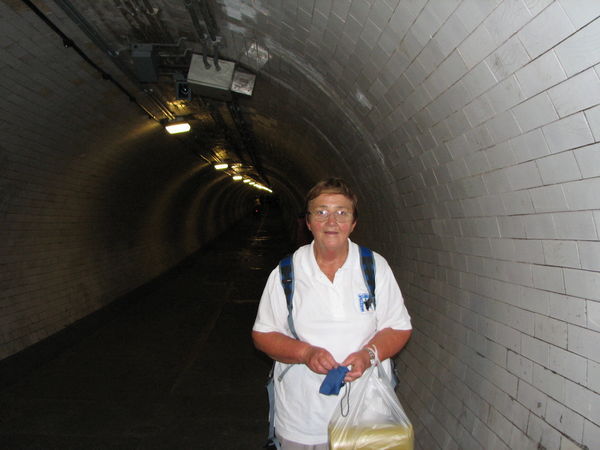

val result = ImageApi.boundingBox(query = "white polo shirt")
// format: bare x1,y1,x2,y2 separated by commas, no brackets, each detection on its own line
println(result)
253,240,412,444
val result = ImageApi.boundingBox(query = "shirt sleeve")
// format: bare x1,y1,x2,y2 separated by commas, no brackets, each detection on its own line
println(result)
373,253,412,331
252,265,291,335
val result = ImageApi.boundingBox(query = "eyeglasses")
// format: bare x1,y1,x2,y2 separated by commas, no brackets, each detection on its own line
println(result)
308,209,354,223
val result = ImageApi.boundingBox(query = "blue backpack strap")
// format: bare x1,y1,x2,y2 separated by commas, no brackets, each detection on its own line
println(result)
278,254,298,340
359,246,376,309
265,254,297,449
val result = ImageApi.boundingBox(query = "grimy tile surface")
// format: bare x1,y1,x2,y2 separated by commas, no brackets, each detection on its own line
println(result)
0,208,292,449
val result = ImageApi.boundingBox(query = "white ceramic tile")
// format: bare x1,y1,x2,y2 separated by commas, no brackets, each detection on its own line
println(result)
502,190,535,215
521,334,550,365
559,0,600,29
515,50,567,99
429,0,461,26
487,75,525,113
583,419,600,450
516,239,546,264
588,302,600,335
523,0,554,16
506,161,542,190
446,135,472,159
487,110,522,144
377,26,401,57
360,19,383,49
486,142,517,170
480,194,506,216
536,151,582,184
548,68,600,118
417,41,444,75
518,1,575,58
524,213,557,239
543,240,580,268
404,59,428,88
455,0,501,33
465,150,490,175
535,313,568,347
464,96,495,127
563,178,600,210
578,241,600,271
486,36,530,80
568,324,600,363
594,211,600,242
434,50,469,93
485,0,532,47
555,17,600,77
458,23,496,69
464,63,498,105
574,143,600,179
584,104,600,140
542,112,594,154
553,211,598,240
445,82,471,115
498,216,527,238
530,185,569,213
548,293,587,327
549,346,588,384
547,397,585,442
510,129,551,164
411,2,444,47
466,124,495,152
434,13,469,58
369,1,394,30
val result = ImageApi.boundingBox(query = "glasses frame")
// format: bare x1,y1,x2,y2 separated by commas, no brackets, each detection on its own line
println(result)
307,209,354,223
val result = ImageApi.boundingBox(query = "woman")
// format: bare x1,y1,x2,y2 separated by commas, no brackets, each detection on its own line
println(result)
252,178,412,449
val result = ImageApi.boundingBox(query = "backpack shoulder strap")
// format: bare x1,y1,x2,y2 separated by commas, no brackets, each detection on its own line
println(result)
279,254,298,340
359,246,376,305
265,254,297,448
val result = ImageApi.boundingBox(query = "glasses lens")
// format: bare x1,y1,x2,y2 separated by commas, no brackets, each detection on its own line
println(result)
311,210,352,222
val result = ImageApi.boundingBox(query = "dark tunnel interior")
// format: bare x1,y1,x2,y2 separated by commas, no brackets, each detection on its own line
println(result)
1,1,600,448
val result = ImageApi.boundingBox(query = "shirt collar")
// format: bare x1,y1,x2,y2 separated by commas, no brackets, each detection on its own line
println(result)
305,239,356,277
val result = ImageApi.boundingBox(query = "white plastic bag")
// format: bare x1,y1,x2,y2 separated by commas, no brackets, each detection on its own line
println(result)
328,361,413,450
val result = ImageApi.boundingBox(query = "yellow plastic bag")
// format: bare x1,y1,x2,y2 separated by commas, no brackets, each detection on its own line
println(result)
328,361,413,450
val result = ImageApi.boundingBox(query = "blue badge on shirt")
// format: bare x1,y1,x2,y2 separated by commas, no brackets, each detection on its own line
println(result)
358,293,375,312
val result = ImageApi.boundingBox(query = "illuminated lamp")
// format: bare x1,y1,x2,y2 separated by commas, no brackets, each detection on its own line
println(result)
214,163,229,170
232,175,243,181
165,121,191,134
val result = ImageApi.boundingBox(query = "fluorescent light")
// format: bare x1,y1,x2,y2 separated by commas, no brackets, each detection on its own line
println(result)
243,179,251,183
232,175,242,181
214,163,229,170
165,122,190,134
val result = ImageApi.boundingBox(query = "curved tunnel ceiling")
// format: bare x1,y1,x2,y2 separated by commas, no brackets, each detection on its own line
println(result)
21,0,399,209
3,1,600,449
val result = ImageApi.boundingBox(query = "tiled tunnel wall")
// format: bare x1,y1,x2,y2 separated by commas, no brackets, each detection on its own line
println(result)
2,0,600,449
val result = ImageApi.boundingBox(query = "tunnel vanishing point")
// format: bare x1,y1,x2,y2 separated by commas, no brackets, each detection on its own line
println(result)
1,1,600,449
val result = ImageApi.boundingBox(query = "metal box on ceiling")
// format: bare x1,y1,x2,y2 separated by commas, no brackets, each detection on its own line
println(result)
131,44,159,83
186,54,235,101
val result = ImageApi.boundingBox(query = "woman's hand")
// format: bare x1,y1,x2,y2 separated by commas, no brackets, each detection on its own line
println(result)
341,349,371,382
302,345,338,374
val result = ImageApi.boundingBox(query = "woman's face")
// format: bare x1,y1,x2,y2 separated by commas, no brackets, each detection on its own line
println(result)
306,193,356,253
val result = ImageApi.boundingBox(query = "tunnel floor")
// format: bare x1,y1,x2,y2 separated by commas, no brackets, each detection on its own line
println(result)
0,209,293,449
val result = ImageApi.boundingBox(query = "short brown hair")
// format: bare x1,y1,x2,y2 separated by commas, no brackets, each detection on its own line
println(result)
305,178,358,221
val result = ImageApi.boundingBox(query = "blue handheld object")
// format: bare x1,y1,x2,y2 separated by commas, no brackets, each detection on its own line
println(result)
319,366,349,395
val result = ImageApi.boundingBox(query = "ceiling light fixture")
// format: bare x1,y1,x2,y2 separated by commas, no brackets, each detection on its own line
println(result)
214,163,228,170
165,120,191,134
232,175,243,181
